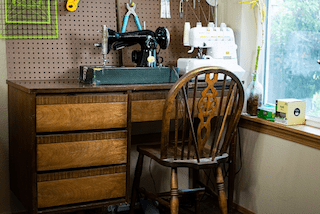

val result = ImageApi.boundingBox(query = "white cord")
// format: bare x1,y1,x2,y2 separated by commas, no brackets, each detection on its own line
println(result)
187,1,200,22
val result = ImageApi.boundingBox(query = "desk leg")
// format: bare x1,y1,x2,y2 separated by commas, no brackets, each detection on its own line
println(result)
127,90,132,202
228,130,237,214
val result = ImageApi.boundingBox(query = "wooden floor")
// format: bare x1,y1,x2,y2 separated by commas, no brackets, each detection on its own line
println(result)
127,195,242,214
98,194,242,214
14,195,243,214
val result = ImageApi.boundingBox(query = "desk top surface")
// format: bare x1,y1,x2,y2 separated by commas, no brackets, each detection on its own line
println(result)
7,79,174,94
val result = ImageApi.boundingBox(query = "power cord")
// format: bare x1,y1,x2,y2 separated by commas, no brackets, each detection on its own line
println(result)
149,159,157,193
235,127,243,175
200,169,215,201
223,127,243,177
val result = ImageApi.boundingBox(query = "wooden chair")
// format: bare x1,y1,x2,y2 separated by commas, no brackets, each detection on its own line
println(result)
129,67,244,214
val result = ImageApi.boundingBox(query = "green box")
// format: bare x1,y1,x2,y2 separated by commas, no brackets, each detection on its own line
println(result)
79,66,178,85
257,104,275,122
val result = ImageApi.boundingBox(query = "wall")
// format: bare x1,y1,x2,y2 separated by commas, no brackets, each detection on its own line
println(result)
0,38,26,214
218,0,262,84
0,39,9,213
235,128,320,213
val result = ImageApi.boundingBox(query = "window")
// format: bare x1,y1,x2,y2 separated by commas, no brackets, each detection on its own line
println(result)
264,0,320,119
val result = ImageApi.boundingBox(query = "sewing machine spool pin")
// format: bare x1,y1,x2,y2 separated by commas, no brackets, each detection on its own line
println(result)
101,25,108,67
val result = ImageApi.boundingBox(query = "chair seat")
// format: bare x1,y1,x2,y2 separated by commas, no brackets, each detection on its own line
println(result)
138,144,229,170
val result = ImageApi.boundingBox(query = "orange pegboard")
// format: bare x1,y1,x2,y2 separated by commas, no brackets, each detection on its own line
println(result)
6,0,213,80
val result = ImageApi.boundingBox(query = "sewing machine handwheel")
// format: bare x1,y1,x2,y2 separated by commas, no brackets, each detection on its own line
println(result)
155,27,170,49
157,56,163,64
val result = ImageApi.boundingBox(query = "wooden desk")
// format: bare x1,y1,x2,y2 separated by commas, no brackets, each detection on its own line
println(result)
7,79,237,214
7,80,174,214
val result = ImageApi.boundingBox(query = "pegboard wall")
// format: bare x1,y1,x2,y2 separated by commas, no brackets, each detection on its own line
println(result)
7,0,213,80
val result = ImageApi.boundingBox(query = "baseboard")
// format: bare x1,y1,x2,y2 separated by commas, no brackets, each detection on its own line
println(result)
1,209,27,214
6,202,254,214
3,212,27,214
233,202,256,214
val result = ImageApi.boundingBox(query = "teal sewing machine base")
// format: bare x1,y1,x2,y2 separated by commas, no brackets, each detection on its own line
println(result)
80,66,178,85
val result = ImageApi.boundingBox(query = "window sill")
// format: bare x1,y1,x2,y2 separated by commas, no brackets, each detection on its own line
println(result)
239,114,320,150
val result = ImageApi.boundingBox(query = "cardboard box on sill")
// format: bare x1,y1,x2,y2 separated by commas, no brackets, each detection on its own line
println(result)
275,99,306,125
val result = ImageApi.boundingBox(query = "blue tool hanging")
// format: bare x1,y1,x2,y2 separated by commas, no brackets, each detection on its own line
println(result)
121,3,142,33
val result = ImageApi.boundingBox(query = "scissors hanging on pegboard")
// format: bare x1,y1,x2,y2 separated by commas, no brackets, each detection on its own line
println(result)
121,2,142,33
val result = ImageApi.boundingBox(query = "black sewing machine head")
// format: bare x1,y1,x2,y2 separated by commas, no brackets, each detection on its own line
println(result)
95,26,170,67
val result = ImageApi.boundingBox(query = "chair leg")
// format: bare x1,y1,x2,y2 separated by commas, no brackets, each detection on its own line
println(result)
216,165,227,214
129,153,144,214
170,167,179,214
195,190,201,214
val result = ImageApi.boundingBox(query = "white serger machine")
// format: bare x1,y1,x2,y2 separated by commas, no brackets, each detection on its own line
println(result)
177,22,245,81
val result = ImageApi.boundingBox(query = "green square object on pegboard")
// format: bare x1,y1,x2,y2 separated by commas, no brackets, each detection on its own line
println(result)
0,0,58,39
5,0,51,24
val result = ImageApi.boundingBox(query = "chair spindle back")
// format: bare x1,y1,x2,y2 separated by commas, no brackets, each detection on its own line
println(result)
160,67,244,162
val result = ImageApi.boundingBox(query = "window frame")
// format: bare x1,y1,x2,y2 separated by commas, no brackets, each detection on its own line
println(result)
263,0,320,127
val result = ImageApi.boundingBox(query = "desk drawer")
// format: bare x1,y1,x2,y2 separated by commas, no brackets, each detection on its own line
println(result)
37,131,127,171
131,91,199,122
37,165,126,208
36,93,127,132
131,91,168,122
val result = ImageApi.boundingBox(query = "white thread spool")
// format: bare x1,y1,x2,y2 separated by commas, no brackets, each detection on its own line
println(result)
183,22,191,46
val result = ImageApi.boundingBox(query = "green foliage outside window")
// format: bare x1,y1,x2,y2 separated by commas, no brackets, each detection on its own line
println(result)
267,0,320,117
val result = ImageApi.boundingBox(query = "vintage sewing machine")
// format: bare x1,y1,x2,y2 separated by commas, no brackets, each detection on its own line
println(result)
94,25,170,67
80,25,177,85
177,22,245,81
